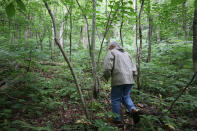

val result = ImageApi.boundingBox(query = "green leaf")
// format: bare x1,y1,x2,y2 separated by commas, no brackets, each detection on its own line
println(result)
6,2,15,18
171,0,187,5
195,0,197,9
16,0,26,11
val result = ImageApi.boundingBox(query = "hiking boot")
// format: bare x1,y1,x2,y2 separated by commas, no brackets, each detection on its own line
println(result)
131,109,141,124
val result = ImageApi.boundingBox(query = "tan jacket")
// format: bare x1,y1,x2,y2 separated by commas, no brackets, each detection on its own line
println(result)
103,45,137,86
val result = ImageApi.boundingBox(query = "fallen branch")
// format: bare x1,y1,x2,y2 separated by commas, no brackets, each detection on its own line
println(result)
167,72,197,112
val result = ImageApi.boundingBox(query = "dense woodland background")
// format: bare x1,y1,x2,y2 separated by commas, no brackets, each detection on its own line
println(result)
0,0,197,130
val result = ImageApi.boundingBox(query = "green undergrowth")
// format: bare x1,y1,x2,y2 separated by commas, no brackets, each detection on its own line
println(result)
0,42,90,130
135,40,197,130
0,39,197,130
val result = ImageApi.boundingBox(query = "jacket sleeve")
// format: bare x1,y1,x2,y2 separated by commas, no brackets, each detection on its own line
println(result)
102,51,114,81
129,55,138,76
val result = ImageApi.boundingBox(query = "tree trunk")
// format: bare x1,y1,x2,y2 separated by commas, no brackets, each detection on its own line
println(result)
193,9,197,72
120,0,124,47
157,25,161,43
182,2,187,40
59,21,65,48
16,25,21,40
83,25,88,48
36,33,43,50
69,6,72,61
137,0,145,91
133,0,138,62
79,26,83,45
120,21,124,47
44,0,89,119
48,32,52,58
51,25,55,60
24,29,28,45
8,20,11,43
75,0,100,100
146,0,153,63
37,26,47,51
155,0,160,43
40,39,43,51
91,0,99,99
105,0,108,17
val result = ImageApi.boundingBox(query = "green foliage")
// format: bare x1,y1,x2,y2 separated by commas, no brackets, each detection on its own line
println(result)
6,2,15,18
12,120,52,131
16,0,26,11
137,40,196,130
94,120,118,131
171,0,187,5
96,111,119,119
161,115,177,130
0,0,196,130
141,41,193,98
195,0,197,9
5,0,26,18
104,111,119,119
88,101,104,111
0,40,70,130
140,115,158,131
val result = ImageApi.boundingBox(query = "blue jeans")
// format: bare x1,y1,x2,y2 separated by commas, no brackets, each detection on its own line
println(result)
111,84,136,121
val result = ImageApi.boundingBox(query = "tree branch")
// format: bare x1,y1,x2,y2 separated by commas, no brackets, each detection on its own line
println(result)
97,1,120,64
167,72,197,112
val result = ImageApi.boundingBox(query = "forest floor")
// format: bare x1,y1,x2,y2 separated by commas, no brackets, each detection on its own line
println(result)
0,62,162,131
1,41,197,131
28,84,160,131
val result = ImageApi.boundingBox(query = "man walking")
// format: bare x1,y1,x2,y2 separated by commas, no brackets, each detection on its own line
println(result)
103,41,140,124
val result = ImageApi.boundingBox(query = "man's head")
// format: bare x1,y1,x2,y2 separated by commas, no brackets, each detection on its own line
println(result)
108,41,119,50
